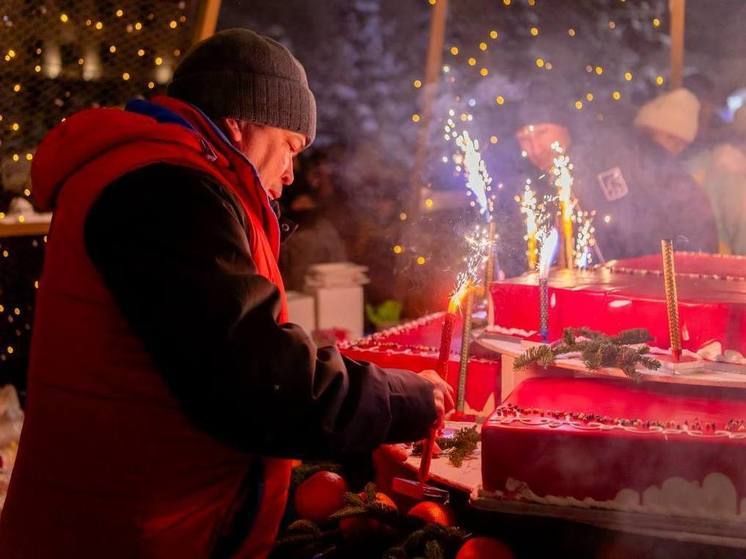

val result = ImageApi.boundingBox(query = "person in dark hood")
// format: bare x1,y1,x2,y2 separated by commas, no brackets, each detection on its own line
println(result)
0,29,452,559
499,86,718,273
570,88,718,260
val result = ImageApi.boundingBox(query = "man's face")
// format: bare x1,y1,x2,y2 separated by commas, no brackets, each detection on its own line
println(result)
646,128,689,156
515,122,571,172
224,119,306,200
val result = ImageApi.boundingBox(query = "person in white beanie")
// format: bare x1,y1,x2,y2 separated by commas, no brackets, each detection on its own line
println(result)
634,88,701,155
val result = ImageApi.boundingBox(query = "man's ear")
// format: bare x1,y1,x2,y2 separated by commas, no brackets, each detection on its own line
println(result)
222,118,243,144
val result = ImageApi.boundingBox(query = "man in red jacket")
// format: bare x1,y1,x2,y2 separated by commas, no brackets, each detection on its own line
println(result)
0,29,451,558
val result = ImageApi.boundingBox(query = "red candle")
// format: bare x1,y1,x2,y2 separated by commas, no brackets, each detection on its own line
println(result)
436,310,457,380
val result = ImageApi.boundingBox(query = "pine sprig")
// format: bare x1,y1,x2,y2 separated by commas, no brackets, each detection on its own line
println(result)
413,426,480,467
515,327,661,379
514,344,555,369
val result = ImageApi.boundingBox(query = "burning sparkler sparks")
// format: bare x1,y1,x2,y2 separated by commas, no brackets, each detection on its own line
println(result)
574,208,597,269
551,142,575,269
539,228,560,279
454,130,494,216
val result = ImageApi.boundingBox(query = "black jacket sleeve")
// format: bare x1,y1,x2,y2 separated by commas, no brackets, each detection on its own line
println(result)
84,163,436,459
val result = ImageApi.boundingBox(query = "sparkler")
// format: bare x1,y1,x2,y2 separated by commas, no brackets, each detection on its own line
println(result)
455,130,492,216
661,239,682,361
538,228,559,342
551,142,575,270
574,209,597,269
456,286,474,414
519,182,539,271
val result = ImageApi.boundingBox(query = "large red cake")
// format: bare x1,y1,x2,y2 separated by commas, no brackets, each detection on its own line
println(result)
340,313,500,415
482,374,746,518
489,252,746,354
481,253,746,520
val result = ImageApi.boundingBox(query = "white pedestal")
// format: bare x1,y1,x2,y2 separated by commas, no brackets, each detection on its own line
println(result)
286,291,316,334
307,285,364,339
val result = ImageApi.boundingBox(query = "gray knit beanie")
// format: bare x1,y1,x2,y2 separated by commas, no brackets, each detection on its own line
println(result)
168,28,316,145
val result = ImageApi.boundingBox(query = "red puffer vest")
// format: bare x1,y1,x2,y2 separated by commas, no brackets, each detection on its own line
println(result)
0,97,291,558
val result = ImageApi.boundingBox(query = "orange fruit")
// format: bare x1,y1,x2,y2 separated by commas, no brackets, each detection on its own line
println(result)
294,471,348,523
407,501,455,526
456,537,514,559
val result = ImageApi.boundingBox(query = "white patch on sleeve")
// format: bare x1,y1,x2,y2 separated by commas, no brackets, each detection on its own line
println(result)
597,166,629,201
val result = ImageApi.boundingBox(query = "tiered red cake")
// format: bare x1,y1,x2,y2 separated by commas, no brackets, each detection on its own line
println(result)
489,252,746,354
482,253,746,519
482,375,746,518
340,314,500,415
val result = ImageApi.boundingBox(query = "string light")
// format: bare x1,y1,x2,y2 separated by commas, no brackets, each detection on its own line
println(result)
411,114,421,122
169,20,178,29
530,27,539,37
612,90,621,100
467,57,476,66
489,30,499,39
393,245,403,254
450,46,459,55
122,72,130,81
652,17,661,28
115,9,124,17
624,71,633,81
655,75,665,86
60,13,69,23
479,42,488,51
595,66,604,75
568,28,576,37
495,96,505,105
535,58,545,68
417,256,427,265
586,92,594,101
413,79,422,88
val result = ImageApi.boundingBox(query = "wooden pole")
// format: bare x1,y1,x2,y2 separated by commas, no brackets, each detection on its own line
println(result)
193,0,223,44
669,0,686,89
407,0,449,221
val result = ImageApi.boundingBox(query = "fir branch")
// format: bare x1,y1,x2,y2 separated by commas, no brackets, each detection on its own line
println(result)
442,426,479,467
414,426,479,467
610,328,652,345
514,344,555,369
514,327,661,379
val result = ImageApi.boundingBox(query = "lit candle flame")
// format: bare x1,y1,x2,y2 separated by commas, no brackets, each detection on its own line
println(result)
539,228,559,279
448,276,472,313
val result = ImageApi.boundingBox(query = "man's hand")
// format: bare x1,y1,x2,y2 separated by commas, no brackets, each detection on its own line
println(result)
418,369,455,430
